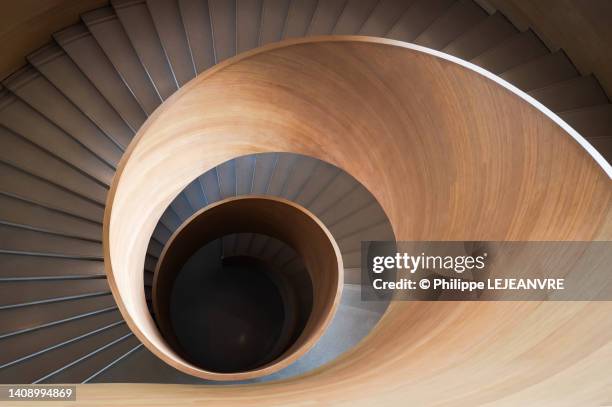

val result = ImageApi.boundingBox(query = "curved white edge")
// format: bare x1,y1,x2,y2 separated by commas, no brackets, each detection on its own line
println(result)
373,38,612,179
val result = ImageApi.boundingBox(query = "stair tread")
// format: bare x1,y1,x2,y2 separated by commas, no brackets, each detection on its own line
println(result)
236,0,264,52
387,0,456,43
356,0,412,37
0,253,104,280
414,0,488,50
0,126,108,204
178,0,215,73
283,0,317,38
500,50,579,91
28,43,136,148
0,321,130,384
208,0,237,61
0,162,104,222
307,0,346,36
0,295,116,338
80,9,162,114
443,11,518,60
3,65,124,167
112,0,179,99
0,193,101,241
560,104,612,139
528,75,609,112
0,88,114,187
52,334,140,384
0,309,122,368
471,30,549,74
333,0,378,35
0,278,109,308
147,0,196,86
258,0,291,45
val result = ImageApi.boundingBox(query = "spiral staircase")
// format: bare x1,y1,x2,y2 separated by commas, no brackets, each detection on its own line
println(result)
0,0,611,404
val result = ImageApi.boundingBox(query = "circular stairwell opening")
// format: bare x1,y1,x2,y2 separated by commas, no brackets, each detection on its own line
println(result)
152,196,343,377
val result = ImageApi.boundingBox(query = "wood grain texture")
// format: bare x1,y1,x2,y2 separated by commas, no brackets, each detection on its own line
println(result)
151,196,343,380
101,37,612,405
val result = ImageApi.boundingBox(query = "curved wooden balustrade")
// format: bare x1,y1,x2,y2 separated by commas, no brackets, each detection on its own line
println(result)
152,195,342,380
103,37,612,405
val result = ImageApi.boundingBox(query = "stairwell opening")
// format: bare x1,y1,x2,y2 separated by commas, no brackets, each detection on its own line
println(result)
152,196,343,378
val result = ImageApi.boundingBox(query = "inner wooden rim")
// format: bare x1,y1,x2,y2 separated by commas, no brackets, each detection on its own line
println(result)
151,195,342,380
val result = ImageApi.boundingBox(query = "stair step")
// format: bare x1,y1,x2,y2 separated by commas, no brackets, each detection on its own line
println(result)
471,30,548,74
49,333,140,384
341,283,389,315
528,75,609,112
0,88,114,187
3,66,123,167
217,158,237,199
80,9,161,114
330,203,389,240
258,235,283,259
152,222,172,244
280,154,318,200
500,50,579,91
360,0,419,37
0,278,109,309
0,193,101,241
387,0,455,43
0,126,107,204
0,309,122,368
443,11,518,60
235,155,256,195
178,0,215,73
333,0,378,35
0,224,101,259
236,0,263,52
168,193,194,223
267,154,299,196
144,252,159,271
293,161,338,207
0,295,116,338
147,0,196,86
283,0,317,38
28,43,136,148
338,221,394,256
319,185,373,226
0,162,104,222
560,104,612,140
143,272,154,287
198,167,222,202
159,208,182,232
309,175,357,217
249,233,269,255
181,177,207,211
87,346,203,383
0,321,130,384
231,233,253,255
112,0,179,99
0,253,104,279
344,267,361,285
307,0,347,36
208,0,236,60
249,152,276,194
258,0,290,45
414,0,488,50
